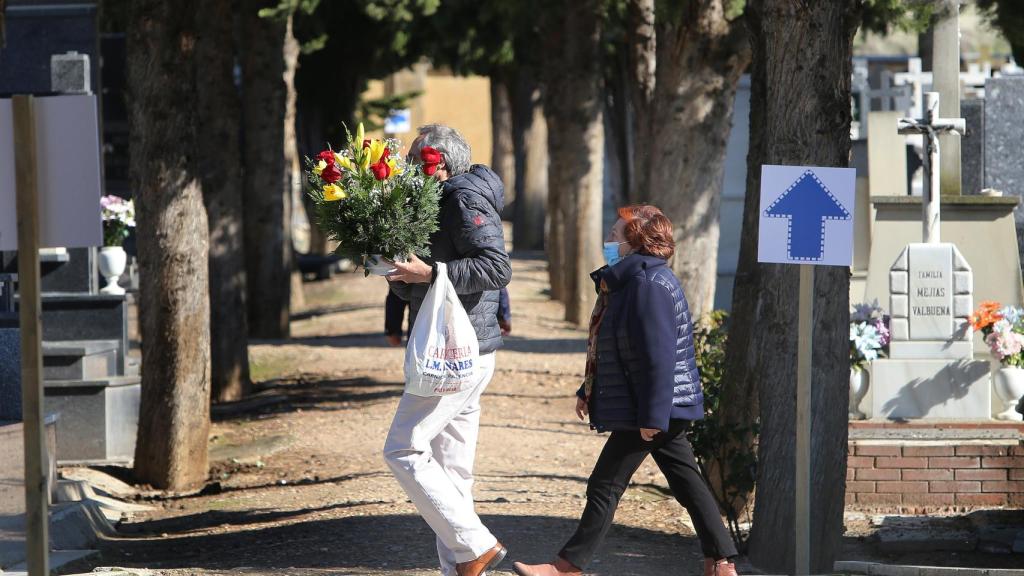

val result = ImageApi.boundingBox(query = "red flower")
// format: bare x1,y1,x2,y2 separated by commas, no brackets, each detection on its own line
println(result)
420,146,442,176
370,160,391,181
317,150,335,164
363,139,372,149
321,163,343,183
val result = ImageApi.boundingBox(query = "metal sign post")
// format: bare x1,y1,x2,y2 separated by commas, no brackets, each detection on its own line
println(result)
758,165,856,576
13,94,49,576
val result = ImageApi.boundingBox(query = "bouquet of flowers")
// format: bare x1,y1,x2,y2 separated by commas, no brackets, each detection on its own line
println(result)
850,300,890,372
100,195,136,247
305,123,441,274
971,301,1024,367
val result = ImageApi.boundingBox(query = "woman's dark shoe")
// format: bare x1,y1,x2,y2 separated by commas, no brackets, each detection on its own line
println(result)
705,558,739,576
512,557,582,576
456,542,508,576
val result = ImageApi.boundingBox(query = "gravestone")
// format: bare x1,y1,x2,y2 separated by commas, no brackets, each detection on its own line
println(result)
960,99,985,196
871,243,990,419
0,274,20,421
984,76,1024,266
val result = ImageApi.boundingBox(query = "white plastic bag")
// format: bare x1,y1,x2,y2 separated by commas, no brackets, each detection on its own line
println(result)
404,262,480,396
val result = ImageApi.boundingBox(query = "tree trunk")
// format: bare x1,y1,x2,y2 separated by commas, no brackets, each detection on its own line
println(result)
491,72,516,219
727,1,858,572
512,69,549,252
242,0,293,339
127,0,211,490
626,0,750,318
283,15,304,310
196,0,251,404
543,0,604,324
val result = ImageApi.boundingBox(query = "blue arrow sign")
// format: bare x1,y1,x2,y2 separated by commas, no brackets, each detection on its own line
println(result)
763,170,851,261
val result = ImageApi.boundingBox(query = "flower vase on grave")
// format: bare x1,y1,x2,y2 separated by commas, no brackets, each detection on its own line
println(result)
99,246,127,295
993,367,1024,421
849,367,869,420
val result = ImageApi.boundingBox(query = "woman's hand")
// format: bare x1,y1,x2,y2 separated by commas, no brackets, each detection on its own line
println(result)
575,396,589,421
640,428,660,442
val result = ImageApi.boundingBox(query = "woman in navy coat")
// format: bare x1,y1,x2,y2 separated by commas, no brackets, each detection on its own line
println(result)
514,205,739,576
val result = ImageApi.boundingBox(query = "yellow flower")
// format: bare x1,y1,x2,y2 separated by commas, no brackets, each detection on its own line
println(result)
313,159,327,175
359,151,371,172
367,139,387,165
387,158,402,177
334,152,353,171
322,183,346,202
353,123,365,149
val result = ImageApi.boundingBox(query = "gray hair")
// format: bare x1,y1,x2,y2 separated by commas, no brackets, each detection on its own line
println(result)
410,124,472,176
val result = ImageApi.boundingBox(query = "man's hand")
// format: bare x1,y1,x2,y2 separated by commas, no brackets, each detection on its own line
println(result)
386,254,433,284
575,396,589,421
640,428,660,442
499,319,512,336
386,334,403,347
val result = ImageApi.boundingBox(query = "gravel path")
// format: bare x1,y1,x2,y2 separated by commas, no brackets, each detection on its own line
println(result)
65,254,1021,576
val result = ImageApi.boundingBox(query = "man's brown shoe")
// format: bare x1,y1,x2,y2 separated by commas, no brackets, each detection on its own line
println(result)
512,557,582,576
456,542,508,576
705,558,739,576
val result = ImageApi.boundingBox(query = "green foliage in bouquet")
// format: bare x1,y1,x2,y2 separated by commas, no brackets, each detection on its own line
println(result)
305,123,441,269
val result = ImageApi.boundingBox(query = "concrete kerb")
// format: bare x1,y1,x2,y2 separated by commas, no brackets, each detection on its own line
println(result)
835,561,1024,576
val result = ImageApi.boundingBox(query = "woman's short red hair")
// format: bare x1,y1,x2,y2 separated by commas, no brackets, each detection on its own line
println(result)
618,205,675,260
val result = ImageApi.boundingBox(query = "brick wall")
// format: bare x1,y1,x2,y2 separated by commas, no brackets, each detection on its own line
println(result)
846,442,1024,513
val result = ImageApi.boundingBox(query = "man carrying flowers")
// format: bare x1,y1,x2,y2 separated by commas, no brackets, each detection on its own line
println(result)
383,124,512,576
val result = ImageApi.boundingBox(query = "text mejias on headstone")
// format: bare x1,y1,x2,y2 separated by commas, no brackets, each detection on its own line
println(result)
908,244,954,340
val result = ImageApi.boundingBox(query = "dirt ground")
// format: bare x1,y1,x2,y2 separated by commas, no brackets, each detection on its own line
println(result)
64,254,1021,576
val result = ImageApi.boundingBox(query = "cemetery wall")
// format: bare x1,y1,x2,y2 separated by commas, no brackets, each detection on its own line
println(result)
846,438,1024,512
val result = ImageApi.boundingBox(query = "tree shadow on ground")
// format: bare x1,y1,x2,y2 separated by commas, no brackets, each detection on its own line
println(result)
288,303,382,323
92,514,704,575
212,377,402,422
500,337,586,354
275,333,399,349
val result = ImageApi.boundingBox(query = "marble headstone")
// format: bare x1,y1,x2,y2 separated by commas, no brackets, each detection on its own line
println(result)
871,243,991,420
960,99,984,196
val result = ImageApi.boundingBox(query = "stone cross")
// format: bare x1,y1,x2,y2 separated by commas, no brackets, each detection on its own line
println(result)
894,58,932,120
898,92,965,244
873,70,914,115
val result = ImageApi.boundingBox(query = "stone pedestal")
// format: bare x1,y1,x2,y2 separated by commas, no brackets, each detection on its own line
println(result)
870,359,991,419
44,377,139,462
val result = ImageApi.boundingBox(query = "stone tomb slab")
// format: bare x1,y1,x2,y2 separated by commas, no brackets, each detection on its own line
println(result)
870,358,990,420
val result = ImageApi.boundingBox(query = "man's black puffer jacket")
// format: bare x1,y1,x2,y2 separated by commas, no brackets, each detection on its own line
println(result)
390,164,512,354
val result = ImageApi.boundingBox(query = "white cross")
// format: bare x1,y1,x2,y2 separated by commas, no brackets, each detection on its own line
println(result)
898,92,966,244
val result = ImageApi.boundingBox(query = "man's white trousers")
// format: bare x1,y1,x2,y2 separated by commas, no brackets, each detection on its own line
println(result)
384,352,498,575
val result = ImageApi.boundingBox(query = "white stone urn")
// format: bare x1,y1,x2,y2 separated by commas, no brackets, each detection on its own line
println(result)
992,366,1024,421
849,367,869,420
99,246,127,295
363,254,405,277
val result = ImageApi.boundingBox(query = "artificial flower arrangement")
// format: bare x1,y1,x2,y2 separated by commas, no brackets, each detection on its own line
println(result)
850,300,890,372
971,301,1024,368
305,123,442,274
100,195,136,247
